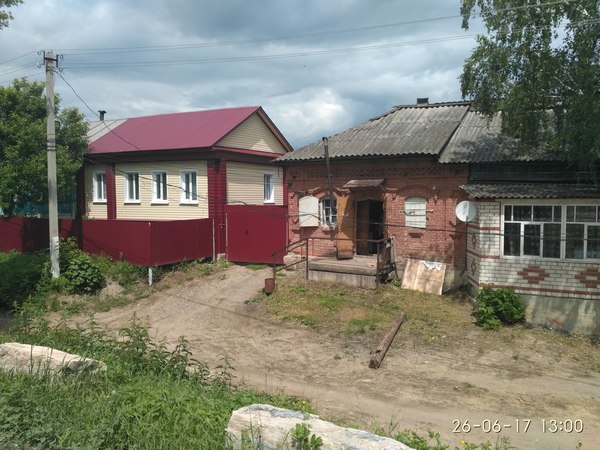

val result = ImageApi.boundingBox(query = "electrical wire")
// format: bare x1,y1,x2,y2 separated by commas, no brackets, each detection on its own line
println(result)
52,0,578,56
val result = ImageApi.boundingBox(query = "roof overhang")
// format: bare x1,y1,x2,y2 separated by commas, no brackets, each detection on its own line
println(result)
342,179,385,190
461,183,600,199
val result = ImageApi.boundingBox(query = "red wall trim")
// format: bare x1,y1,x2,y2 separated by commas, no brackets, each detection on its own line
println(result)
106,164,117,220
207,160,227,254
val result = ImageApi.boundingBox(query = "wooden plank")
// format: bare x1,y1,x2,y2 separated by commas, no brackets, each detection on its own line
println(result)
369,312,405,369
336,196,355,259
401,259,446,295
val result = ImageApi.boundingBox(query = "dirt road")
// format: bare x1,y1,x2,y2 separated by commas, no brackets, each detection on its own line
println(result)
86,265,599,450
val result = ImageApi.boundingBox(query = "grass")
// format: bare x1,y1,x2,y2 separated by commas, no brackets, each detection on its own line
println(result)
255,277,600,373
0,314,312,449
0,252,596,449
255,277,470,346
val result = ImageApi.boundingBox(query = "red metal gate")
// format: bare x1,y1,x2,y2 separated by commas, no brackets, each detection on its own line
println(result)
225,205,287,264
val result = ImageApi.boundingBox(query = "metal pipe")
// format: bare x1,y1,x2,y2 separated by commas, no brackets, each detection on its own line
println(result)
322,137,336,219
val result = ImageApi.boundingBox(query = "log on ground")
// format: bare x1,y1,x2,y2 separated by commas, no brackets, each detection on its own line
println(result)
369,312,405,369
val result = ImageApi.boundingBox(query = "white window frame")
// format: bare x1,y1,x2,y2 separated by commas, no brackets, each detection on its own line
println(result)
405,197,427,229
92,171,106,203
263,173,275,204
124,172,140,203
180,170,198,204
501,201,600,261
320,196,337,226
151,171,168,204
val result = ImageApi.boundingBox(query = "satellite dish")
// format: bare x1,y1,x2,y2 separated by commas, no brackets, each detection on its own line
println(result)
456,201,477,222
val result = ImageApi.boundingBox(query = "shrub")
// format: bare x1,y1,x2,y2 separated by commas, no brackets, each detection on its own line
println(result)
63,251,104,294
50,238,104,295
473,288,525,330
0,251,47,309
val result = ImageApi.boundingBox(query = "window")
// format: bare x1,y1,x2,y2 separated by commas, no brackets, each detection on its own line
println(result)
567,205,600,259
180,171,197,203
503,204,600,260
405,197,427,228
320,197,337,225
93,172,106,203
152,171,168,203
263,173,275,203
124,172,140,202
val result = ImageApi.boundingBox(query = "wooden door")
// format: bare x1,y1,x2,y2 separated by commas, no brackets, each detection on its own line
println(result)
336,195,355,259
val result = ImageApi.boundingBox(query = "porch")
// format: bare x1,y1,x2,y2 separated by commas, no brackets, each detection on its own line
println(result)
277,238,397,289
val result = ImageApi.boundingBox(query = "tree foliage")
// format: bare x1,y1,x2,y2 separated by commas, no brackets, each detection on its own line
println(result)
0,0,22,29
460,0,600,167
0,78,88,216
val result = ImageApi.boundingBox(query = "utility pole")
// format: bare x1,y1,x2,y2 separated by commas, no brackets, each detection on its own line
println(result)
45,50,60,278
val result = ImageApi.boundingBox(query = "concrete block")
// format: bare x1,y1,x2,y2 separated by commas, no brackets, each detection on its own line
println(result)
0,342,106,377
226,404,413,450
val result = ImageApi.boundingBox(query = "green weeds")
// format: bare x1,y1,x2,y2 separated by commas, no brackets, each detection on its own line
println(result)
473,288,525,330
0,315,308,449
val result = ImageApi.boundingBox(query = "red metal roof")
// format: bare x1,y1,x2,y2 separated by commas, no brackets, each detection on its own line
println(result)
88,106,260,154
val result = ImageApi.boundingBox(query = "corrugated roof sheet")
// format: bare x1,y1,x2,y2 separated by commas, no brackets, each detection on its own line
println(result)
88,106,259,154
461,183,600,199
277,102,470,162
439,109,563,163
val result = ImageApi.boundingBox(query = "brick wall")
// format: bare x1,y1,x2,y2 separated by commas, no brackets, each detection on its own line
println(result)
467,201,600,300
284,158,469,269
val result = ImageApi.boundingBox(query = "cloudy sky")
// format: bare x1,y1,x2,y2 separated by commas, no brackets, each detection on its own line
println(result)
0,0,483,148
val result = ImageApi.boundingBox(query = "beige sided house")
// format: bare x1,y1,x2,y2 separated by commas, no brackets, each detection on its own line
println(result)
81,106,292,261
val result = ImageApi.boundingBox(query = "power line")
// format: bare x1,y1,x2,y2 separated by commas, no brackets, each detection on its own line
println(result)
57,15,465,55
58,17,599,71
52,0,578,57
62,35,478,70
0,50,37,66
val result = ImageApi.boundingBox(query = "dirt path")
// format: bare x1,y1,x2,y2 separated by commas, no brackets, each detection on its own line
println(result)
84,265,599,450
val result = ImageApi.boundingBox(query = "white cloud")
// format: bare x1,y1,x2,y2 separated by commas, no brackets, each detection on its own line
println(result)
0,0,478,148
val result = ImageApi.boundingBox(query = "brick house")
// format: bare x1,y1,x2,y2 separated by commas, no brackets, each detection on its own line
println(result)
440,108,600,335
278,100,600,335
276,100,471,288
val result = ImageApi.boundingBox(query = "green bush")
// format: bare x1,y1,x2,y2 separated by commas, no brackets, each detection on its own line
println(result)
473,288,525,330
62,252,104,294
51,238,104,295
0,251,47,309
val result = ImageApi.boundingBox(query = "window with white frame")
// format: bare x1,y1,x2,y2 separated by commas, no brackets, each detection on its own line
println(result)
124,172,140,202
263,173,275,203
320,197,337,225
180,170,197,203
405,197,427,228
93,172,106,203
503,204,600,260
152,171,168,203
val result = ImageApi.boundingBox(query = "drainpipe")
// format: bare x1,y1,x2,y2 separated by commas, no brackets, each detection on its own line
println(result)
322,137,337,219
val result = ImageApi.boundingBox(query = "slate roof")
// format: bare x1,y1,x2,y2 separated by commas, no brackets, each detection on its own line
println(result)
439,109,563,163
277,101,566,164
88,106,260,154
461,183,600,199
277,102,471,162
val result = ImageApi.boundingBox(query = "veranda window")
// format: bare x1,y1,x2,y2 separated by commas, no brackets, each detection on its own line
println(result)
503,204,600,260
